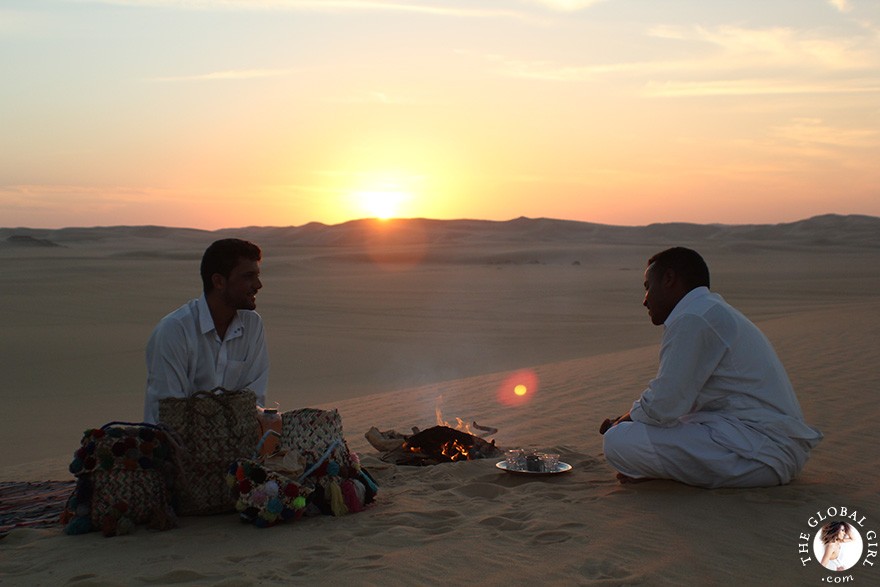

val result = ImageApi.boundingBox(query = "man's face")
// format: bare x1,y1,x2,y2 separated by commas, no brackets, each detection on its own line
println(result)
219,257,262,311
643,262,674,326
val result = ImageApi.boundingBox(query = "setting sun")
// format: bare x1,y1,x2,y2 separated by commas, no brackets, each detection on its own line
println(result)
356,190,408,220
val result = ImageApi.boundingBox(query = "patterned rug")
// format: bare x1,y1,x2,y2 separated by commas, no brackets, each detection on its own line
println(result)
0,481,74,538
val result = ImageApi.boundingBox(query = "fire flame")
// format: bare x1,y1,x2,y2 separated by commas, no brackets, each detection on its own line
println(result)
406,432,474,462
440,439,470,461
435,398,473,435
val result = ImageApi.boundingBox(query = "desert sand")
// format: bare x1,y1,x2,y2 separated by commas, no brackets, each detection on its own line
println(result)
1,215,879,586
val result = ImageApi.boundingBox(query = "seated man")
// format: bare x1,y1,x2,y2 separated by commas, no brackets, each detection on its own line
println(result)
144,238,269,423
601,247,822,488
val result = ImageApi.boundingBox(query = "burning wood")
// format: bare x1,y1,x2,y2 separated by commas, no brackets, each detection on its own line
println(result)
365,424,502,466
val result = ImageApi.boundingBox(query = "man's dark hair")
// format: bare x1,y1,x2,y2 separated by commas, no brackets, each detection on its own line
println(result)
200,238,262,293
648,247,710,290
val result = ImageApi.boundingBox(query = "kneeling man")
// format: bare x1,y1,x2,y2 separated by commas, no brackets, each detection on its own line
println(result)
601,247,822,488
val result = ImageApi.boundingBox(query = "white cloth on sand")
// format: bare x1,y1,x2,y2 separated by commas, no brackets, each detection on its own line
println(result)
604,417,781,488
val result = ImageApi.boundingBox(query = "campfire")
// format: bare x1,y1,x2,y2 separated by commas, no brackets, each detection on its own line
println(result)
366,421,502,466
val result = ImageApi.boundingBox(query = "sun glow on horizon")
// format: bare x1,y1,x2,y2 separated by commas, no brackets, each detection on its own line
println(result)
355,189,409,220
346,169,426,220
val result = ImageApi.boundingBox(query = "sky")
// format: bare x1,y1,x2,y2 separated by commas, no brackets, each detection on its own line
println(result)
2,0,879,229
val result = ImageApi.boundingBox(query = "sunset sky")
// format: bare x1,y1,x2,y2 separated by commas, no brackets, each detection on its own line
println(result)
2,0,879,229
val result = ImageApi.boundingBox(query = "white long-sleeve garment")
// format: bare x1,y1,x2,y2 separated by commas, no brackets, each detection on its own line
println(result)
629,287,822,482
144,294,269,423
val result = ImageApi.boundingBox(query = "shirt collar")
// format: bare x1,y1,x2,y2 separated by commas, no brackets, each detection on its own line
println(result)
197,294,215,335
665,286,710,326
197,293,245,340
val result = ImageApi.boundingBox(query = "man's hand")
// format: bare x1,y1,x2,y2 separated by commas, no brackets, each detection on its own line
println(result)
599,412,632,435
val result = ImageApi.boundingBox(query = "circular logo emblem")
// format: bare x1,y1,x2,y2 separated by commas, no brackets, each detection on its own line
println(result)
812,520,864,572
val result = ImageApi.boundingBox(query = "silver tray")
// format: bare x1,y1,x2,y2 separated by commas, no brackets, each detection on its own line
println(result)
495,460,573,475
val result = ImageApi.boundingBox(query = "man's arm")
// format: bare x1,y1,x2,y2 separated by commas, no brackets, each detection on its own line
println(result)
630,314,727,427
599,411,632,435
144,319,191,423
241,317,269,408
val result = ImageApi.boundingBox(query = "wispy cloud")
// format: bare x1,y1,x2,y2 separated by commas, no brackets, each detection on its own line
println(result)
70,0,532,20
481,23,880,98
644,78,880,98
328,91,415,105
769,117,880,149
471,50,663,82
683,25,873,70
724,117,880,171
520,0,607,11
641,24,880,96
145,68,296,82
828,0,852,13
0,184,172,204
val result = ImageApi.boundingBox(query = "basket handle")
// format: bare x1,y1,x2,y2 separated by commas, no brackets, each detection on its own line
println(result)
297,439,342,483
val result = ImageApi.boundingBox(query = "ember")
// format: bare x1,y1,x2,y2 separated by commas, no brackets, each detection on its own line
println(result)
366,425,503,466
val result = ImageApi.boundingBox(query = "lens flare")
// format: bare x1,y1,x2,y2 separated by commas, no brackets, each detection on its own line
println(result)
497,369,539,406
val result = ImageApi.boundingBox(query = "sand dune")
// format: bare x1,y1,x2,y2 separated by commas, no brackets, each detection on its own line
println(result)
1,216,879,585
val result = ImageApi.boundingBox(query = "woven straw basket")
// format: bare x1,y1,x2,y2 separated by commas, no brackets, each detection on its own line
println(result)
159,388,259,515
281,408,353,470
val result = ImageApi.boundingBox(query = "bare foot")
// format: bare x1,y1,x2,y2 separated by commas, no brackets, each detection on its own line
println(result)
616,472,658,484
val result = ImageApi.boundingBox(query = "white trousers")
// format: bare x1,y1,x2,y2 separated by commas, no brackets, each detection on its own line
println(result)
602,420,782,489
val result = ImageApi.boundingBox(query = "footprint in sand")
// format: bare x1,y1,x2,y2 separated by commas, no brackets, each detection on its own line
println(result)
66,574,99,583
478,515,529,532
377,510,464,535
226,550,277,564
577,559,632,580
429,481,460,492
453,482,509,499
349,553,389,572
137,569,213,584
532,530,574,544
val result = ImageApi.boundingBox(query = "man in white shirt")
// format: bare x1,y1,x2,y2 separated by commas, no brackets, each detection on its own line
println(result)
144,238,269,423
600,247,822,488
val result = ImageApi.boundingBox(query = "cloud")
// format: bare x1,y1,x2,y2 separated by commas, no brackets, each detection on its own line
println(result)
641,24,880,96
728,117,880,168
686,25,873,70
145,68,296,82
481,23,880,98
0,184,180,227
328,91,415,105
643,78,880,98
0,184,172,205
70,0,532,20
476,51,662,82
828,0,852,13
769,117,880,149
519,0,607,11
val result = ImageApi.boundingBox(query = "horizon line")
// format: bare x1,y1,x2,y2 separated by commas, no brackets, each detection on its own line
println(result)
2,212,878,234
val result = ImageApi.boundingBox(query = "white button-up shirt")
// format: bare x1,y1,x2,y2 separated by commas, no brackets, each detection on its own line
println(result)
144,294,269,423
630,287,822,478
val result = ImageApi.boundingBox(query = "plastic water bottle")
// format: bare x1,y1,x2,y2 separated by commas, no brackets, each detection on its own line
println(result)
259,407,282,456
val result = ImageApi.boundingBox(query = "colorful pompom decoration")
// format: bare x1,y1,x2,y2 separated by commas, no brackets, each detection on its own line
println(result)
63,423,179,537
228,459,313,528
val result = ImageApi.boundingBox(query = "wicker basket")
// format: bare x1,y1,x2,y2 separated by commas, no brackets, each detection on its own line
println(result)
63,423,178,536
281,408,354,470
159,388,260,515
